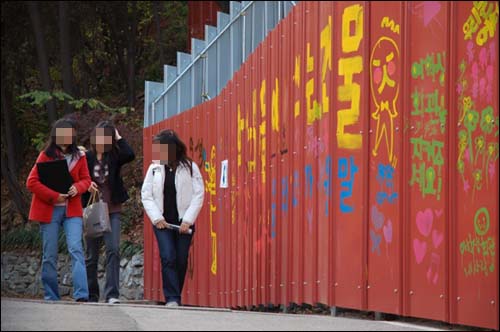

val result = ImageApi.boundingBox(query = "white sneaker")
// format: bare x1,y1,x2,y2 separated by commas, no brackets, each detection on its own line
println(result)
165,301,179,307
108,298,120,304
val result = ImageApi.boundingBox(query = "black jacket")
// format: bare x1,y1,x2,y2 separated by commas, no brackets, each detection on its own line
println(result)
82,138,135,207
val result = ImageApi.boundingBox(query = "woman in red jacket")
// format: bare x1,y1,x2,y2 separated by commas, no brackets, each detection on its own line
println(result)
26,118,91,301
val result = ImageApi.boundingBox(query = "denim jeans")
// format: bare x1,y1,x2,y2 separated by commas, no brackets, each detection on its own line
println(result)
153,225,193,304
40,206,89,301
85,213,121,302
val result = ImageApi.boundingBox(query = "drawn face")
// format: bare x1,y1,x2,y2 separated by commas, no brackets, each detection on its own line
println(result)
474,208,490,236
371,37,400,107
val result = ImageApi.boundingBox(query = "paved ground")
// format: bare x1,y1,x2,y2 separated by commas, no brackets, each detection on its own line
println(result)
0,298,466,331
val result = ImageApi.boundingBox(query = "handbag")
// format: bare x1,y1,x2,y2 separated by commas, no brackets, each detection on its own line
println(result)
83,191,111,238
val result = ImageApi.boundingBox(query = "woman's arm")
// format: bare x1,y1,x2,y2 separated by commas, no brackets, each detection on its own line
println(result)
141,164,164,225
26,152,61,204
117,138,136,166
72,154,92,195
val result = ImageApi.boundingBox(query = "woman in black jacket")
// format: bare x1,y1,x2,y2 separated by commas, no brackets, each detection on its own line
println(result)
83,121,135,304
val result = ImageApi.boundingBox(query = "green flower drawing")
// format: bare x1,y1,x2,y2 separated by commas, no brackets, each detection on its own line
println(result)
464,109,479,132
480,106,495,134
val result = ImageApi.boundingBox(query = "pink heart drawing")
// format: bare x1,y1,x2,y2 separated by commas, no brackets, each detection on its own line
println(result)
434,209,443,218
383,219,393,244
426,266,433,283
432,230,443,248
416,208,433,237
426,266,439,284
433,273,439,285
423,1,441,27
413,239,427,264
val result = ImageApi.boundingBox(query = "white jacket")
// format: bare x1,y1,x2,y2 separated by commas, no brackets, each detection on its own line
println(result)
141,161,205,226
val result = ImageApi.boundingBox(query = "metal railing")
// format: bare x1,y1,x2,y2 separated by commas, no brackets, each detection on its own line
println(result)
144,1,296,127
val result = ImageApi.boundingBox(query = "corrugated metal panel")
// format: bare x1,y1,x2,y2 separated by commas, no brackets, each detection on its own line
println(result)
452,1,499,328
143,1,499,329
144,81,164,127
367,0,403,315
332,0,367,311
407,1,449,322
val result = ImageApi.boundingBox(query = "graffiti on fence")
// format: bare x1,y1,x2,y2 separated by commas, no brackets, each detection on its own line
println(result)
337,4,364,150
459,207,496,277
413,208,444,285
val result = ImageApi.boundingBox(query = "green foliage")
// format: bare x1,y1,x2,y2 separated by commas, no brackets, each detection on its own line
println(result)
1,224,68,253
120,240,143,258
1,227,41,251
2,1,187,242
31,132,47,151
19,90,132,115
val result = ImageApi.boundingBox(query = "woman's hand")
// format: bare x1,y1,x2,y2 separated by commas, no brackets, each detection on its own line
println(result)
155,219,169,230
179,222,191,234
115,128,122,141
67,185,78,197
88,181,99,193
57,194,69,203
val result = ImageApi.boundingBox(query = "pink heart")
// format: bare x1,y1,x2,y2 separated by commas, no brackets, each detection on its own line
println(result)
416,209,433,237
434,209,443,218
413,239,427,264
432,230,443,248
383,219,393,244
433,272,439,285
423,1,441,27
426,266,433,282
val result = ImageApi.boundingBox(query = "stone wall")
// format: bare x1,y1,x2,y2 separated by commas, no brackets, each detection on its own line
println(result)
1,251,144,301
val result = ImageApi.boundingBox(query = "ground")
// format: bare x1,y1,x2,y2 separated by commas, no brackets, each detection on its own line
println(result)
1,298,468,331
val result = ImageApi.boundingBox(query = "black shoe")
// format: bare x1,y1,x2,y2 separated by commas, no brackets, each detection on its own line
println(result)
76,298,88,303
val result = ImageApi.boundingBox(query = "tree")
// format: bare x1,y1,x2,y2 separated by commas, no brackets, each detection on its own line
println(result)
127,1,138,107
1,80,29,223
58,1,74,114
27,1,57,124
152,1,165,65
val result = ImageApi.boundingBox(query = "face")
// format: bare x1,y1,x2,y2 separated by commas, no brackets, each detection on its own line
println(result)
370,38,400,107
55,128,74,148
91,128,113,153
153,142,177,164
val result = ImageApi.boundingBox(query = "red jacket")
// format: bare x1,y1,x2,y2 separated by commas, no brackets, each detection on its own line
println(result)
26,151,91,223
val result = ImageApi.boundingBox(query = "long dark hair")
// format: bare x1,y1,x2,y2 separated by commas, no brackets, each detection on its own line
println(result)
44,118,80,161
90,121,120,163
153,129,192,174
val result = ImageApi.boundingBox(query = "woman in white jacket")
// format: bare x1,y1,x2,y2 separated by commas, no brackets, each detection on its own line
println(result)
141,129,204,307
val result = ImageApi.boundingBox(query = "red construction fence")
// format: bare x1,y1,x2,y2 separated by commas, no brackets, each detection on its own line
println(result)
143,2,499,329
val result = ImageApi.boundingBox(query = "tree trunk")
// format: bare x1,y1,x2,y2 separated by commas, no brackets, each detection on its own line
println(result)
1,81,18,176
0,152,29,223
127,1,137,107
1,83,29,223
152,1,165,65
104,6,128,95
27,1,57,125
59,1,74,114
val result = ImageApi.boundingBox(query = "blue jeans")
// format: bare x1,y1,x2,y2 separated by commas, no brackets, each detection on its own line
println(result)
40,206,89,301
153,226,193,304
85,213,121,302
